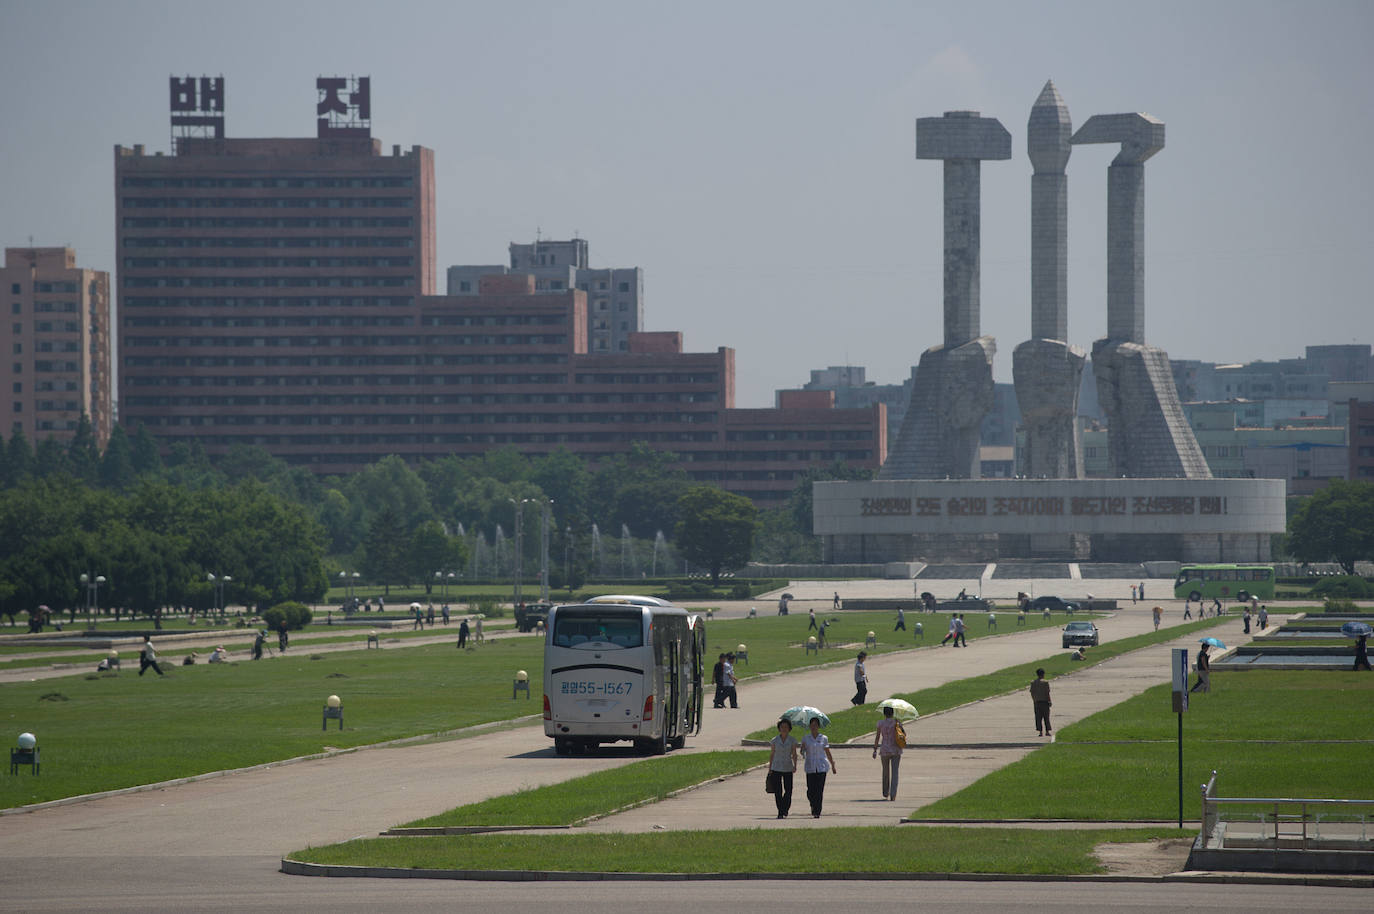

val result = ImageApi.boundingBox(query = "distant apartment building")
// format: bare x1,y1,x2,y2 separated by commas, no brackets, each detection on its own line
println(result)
448,238,643,355
799,365,910,446
115,135,438,452
1334,381,1374,481
1,247,112,445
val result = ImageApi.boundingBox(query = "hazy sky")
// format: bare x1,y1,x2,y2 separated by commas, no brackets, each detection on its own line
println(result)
3,1,1372,407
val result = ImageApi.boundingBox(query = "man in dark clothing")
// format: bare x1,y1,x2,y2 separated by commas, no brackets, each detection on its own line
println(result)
457,618,470,649
277,623,289,653
1355,635,1371,672
894,607,906,632
252,630,265,660
1190,644,1212,693
1029,668,1052,736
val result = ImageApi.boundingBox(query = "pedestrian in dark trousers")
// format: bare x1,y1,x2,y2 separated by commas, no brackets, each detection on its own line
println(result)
1258,606,1268,630
277,623,289,653
894,607,906,632
138,636,165,677
954,614,968,647
832,592,840,610
252,630,265,660
808,609,817,631
1212,596,1222,617
851,651,868,705
801,716,836,818
1029,668,1052,736
1354,635,1371,672
767,719,798,818
941,615,957,646
711,653,726,708
1243,607,1251,634
1183,601,1193,620
457,618,469,649
721,653,739,708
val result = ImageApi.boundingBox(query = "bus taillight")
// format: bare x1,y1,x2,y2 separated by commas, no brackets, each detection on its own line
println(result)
642,694,654,721
542,694,551,720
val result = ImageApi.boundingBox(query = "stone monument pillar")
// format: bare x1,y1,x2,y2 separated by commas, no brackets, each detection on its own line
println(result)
880,111,1009,481
1071,113,1210,479
1013,80,1086,479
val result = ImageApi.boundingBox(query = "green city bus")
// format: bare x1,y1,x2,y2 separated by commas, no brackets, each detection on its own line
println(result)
1173,564,1275,602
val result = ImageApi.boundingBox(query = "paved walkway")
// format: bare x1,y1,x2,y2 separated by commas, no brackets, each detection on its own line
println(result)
580,615,1248,832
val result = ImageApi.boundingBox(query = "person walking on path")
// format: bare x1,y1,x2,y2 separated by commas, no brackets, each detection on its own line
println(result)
277,622,289,653
1354,635,1371,672
833,592,840,610
441,604,450,625
1183,600,1193,620
851,651,869,706
1258,605,1269,630
138,635,165,677
894,607,906,632
457,617,469,649
767,719,799,818
1243,606,1252,634
711,653,726,708
1211,596,1223,617
954,613,968,647
252,630,265,660
1030,668,1052,736
801,716,836,818
1190,644,1212,693
872,706,902,801
474,616,484,643
721,653,739,708
941,614,957,647
1152,605,1162,631
1139,581,1145,601
808,609,817,631
1130,584,1137,603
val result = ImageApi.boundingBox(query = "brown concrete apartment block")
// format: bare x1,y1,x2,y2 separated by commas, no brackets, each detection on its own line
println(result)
1,247,112,446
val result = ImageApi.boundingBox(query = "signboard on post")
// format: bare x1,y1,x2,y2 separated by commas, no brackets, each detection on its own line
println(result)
1171,648,1189,713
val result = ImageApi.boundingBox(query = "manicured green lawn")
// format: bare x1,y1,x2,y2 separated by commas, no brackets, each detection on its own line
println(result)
0,639,544,809
402,750,768,828
748,616,1227,743
913,670,1374,820
288,825,1190,875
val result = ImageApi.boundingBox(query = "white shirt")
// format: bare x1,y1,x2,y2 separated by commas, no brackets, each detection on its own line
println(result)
854,659,867,683
722,660,735,686
142,640,156,661
801,733,832,773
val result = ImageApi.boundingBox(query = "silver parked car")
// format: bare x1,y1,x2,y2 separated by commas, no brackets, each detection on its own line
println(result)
1062,620,1100,649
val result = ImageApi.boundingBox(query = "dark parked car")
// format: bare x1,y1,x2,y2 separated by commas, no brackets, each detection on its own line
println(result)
514,602,552,633
1062,620,1100,649
1031,595,1080,615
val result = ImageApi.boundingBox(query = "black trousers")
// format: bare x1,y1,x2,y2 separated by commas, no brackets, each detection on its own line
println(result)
1034,700,1051,734
852,681,867,705
139,655,163,677
806,771,827,815
771,770,794,816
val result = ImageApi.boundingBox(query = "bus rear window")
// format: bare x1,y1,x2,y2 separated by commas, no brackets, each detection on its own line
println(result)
553,610,643,648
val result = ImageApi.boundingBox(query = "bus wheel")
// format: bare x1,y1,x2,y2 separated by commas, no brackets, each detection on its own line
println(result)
1189,591,1201,603
554,738,571,756
669,735,686,751
1237,591,1249,602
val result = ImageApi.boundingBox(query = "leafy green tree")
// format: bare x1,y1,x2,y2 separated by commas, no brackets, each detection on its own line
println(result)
3,428,33,486
99,424,137,489
409,520,468,592
1288,480,1374,574
130,423,162,476
34,437,69,479
674,486,758,582
591,442,689,533
66,414,100,483
787,461,874,535
345,455,434,531
531,447,591,525
753,506,822,564
361,506,408,594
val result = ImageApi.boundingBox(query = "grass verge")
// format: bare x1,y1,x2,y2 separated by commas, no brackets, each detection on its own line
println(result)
402,750,767,828
914,669,1374,820
748,616,1227,743
287,825,1189,875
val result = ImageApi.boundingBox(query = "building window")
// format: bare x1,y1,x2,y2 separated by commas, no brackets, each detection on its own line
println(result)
11,383,20,393
10,303,18,314
618,281,629,293
11,343,19,354
9,284,19,295
11,402,20,413
459,281,471,293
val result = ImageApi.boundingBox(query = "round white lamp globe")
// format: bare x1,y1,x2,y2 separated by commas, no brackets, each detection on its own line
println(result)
18,732,36,750
326,695,341,709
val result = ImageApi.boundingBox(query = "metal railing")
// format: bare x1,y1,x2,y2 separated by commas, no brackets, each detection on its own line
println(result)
1201,769,1374,849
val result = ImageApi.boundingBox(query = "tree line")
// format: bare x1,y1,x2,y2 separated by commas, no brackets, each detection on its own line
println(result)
0,418,872,619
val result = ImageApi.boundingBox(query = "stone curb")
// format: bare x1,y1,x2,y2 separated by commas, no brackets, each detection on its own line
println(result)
0,714,542,817
276,858,1374,887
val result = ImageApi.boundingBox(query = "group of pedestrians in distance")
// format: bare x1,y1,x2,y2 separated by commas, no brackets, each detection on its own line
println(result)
768,710,901,819
711,652,739,708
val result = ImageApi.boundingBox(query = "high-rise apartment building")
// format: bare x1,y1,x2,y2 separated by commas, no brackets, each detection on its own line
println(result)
1,247,112,445
115,136,437,453
448,238,643,354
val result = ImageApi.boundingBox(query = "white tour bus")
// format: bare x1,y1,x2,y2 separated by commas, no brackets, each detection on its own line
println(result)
543,595,705,755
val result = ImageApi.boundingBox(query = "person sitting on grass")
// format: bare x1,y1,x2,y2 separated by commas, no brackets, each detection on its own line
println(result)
182,652,198,666
1070,647,1086,661
209,645,228,663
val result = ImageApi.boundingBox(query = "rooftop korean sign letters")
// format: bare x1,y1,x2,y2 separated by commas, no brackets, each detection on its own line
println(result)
317,76,371,138
169,75,225,148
